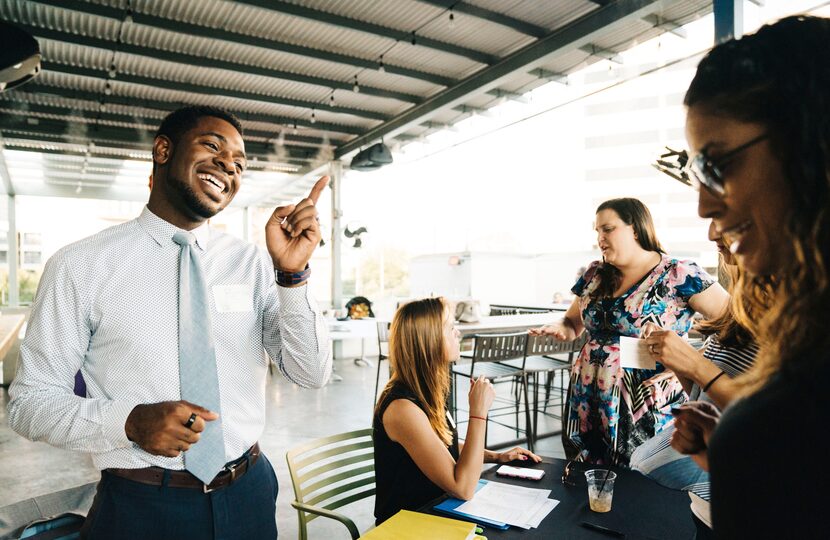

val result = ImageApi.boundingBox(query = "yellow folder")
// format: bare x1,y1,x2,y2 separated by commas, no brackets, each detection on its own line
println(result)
360,510,477,540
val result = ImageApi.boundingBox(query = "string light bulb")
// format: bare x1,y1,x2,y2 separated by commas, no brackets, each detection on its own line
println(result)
104,82,112,95
329,93,335,107
310,109,316,124
411,32,417,46
292,122,298,135
108,63,117,78
353,75,360,93
378,55,385,73
449,9,455,29
124,8,133,24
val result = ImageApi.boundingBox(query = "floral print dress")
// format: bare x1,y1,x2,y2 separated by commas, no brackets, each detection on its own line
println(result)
564,256,714,466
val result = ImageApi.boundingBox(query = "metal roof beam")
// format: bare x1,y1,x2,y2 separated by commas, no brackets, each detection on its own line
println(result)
15,82,365,137
641,14,688,38
528,68,568,84
30,0,456,87
0,107,324,156
3,144,301,174
0,122,316,165
579,44,624,64
335,0,663,158
11,181,150,203
0,97,344,148
41,61,390,122
21,24,422,105
234,0,497,64
415,0,548,37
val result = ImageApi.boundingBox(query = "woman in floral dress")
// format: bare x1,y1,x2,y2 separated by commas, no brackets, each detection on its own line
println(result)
531,198,728,465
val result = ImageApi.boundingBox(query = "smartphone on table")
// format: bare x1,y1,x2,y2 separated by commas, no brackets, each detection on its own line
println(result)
495,465,545,481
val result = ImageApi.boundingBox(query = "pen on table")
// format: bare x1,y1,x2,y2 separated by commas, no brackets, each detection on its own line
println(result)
580,521,626,538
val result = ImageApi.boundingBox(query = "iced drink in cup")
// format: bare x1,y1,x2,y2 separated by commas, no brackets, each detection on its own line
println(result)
585,469,617,512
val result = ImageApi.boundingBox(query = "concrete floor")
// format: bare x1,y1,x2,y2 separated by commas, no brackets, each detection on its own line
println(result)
0,357,565,539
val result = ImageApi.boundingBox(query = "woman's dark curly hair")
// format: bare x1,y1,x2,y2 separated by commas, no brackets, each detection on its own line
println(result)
684,15,830,392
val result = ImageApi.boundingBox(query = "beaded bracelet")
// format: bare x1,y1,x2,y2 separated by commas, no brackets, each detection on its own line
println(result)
275,264,311,287
702,370,726,393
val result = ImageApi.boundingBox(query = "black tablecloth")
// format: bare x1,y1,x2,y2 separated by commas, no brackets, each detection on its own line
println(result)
423,458,696,539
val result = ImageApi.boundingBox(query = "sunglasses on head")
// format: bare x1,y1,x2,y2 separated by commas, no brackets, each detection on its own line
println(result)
684,133,769,196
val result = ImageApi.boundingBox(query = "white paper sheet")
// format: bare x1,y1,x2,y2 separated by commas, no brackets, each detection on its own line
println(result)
619,336,656,369
527,498,559,528
454,481,558,528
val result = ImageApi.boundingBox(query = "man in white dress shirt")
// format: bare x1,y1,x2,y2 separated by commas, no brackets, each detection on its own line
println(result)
8,106,332,539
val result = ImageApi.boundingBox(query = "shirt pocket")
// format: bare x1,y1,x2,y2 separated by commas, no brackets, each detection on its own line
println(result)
213,284,254,313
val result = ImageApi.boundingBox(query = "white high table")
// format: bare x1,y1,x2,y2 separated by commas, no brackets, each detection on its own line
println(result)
324,313,564,382
326,318,379,382
455,312,561,339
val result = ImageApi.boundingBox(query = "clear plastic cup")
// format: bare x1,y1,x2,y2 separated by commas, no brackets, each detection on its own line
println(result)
585,469,617,512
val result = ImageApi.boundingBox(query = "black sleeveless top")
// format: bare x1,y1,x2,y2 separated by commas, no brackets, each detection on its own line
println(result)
373,383,459,525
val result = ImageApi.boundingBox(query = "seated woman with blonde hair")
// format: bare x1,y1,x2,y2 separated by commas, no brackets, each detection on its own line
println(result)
373,297,540,524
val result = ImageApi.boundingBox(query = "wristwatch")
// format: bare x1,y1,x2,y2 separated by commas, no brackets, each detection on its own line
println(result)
275,264,311,287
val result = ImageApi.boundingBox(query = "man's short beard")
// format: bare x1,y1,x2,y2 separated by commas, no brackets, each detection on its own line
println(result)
169,174,220,219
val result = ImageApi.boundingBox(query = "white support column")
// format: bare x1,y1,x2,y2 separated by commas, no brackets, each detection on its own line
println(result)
8,195,18,307
329,161,343,310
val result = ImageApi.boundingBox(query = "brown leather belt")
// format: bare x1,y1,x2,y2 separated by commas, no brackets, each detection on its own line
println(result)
106,443,260,493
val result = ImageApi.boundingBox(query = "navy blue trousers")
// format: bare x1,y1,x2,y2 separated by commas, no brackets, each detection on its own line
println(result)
80,453,278,540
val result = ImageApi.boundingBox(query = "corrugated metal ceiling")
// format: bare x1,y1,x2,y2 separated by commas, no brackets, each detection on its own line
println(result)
0,0,713,205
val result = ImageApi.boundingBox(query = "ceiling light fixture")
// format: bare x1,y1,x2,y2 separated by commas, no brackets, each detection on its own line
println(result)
0,21,41,92
349,142,393,171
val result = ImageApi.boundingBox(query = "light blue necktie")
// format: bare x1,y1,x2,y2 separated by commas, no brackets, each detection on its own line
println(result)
172,231,226,485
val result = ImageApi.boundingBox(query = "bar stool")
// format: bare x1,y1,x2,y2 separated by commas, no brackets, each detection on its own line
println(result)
450,331,534,451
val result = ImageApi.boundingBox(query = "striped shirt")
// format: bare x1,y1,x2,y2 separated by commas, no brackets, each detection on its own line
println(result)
630,334,759,501
8,207,331,471
689,334,758,400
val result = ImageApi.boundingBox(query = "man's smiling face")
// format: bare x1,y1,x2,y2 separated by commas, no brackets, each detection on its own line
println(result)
159,115,247,222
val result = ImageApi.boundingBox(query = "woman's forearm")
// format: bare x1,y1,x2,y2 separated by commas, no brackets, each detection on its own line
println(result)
453,418,487,499
677,374,695,396
561,316,583,340
691,363,738,409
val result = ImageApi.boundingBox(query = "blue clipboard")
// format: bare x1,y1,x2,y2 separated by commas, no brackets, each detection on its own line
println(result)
433,480,511,530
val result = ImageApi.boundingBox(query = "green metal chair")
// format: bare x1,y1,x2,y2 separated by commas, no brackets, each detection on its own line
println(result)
285,428,375,540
